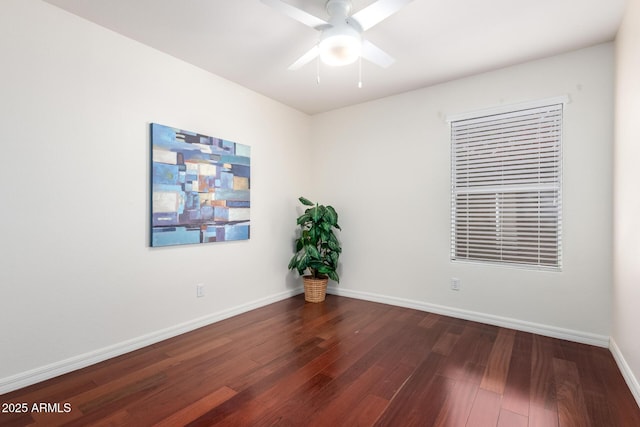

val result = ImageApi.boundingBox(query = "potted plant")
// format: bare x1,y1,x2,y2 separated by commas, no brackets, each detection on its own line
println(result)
288,196,342,302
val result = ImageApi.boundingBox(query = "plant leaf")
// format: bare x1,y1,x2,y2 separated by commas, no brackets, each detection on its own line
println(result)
308,260,327,271
316,265,331,274
329,251,339,266
305,244,320,259
288,254,298,270
324,206,337,226
328,270,339,283
310,206,320,222
299,197,314,206
297,213,311,225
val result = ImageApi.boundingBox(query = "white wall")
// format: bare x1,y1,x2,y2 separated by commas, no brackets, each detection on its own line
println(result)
312,43,614,343
613,0,640,405
0,0,310,390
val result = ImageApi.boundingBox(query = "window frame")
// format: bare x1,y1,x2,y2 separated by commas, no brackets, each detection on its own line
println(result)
448,96,567,271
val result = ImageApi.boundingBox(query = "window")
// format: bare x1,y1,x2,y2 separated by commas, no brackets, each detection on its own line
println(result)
449,99,564,269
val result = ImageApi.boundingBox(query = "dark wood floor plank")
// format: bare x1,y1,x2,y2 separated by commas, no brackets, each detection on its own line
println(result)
571,346,616,427
340,393,389,426
529,334,560,427
220,342,353,426
186,339,328,425
480,328,515,394
418,312,441,328
247,372,335,426
119,357,252,425
433,379,478,427
1,295,639,427
307,364,388,427
466,388,502,427
497,408,528,427
189,300,397,425
374,314,445,374
78,372,167,414
313,308,406,380
236,307,410,426
437,323,494,385
432,331,461,356
0,412,35,427
151,386,236,427
286,321,412,423
501,331,532,417
374,352,449,426
589,346,640,427
356,317,437,405
553,357,591,427
367,361,415,401
58,380,167,427
90,409,131,427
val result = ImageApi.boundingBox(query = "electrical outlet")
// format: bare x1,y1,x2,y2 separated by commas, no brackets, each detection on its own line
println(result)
196,284,205,298
450,278,461,291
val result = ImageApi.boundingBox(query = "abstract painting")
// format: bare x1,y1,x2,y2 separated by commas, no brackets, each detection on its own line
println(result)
150,123,250,247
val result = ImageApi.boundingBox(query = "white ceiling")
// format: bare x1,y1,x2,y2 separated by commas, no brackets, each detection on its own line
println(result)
43,0,626,115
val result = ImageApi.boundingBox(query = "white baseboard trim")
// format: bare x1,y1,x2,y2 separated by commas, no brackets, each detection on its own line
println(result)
0,288,303,395
610,338,640,408
327,286,610,348
2,287,617,396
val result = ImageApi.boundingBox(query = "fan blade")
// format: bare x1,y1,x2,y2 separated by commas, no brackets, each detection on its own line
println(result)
288,45,320,70
352,0,414,31
361,40,395,68
261,0,328,29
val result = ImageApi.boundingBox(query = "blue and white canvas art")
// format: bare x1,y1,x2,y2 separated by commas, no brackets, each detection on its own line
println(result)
150,123,250,247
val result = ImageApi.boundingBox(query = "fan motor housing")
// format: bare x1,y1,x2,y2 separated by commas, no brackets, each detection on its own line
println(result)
325,0,352,19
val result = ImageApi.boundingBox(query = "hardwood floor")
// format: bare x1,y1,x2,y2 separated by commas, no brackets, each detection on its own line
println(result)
1,295,639,426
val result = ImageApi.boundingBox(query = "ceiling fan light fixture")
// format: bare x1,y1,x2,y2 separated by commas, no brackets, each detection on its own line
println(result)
319,31,361,67
262,0,409,71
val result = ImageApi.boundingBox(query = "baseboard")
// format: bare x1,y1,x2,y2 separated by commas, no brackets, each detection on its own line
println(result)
1,286,614,395
327,286,610,348
610,338,640,408
0,288,303,395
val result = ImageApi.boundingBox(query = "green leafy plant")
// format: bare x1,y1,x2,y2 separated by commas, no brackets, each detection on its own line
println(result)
288,196,342,283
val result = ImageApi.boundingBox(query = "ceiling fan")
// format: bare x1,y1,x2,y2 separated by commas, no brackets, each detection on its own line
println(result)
261,0,414,70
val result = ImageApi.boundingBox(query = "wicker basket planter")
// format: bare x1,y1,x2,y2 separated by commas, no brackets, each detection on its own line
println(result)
303,276,328,303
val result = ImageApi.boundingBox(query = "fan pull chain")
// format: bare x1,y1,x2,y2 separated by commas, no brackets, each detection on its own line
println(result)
316,53,321,85
358,55,362,88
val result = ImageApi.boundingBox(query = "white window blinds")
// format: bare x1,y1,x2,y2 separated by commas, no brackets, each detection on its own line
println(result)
450,102,563,269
